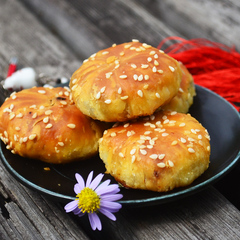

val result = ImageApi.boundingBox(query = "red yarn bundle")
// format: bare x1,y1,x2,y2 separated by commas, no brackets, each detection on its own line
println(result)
158,36,240,112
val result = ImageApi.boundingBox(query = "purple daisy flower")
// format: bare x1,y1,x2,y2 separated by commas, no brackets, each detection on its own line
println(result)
64,171,123,231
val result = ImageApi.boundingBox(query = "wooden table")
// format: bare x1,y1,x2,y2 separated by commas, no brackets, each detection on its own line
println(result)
0,0,240,239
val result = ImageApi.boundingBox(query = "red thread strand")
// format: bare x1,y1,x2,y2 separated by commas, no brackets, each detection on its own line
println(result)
158,37,240,112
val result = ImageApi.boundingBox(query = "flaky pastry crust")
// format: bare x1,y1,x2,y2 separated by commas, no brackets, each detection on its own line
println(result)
70,41,182,122
99,110,210,192
0,87,106,164
160,63,196,113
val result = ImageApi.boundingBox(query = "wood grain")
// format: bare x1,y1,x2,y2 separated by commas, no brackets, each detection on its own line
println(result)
0,0,240,239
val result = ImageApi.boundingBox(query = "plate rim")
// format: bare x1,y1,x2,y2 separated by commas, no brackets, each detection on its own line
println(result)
1,85,240,206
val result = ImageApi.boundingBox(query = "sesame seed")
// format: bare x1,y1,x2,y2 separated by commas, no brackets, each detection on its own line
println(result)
157,162,166,168
120,75,128,79
64,91,70,96
23,137,28,142
198,135,203,139
110,132,116,137
130,47,136,50
10,104,14,110
71,85,77,91
72,78,77,84
4,131,8,138
100,86,106,93
179,88,184,93
45,110,53,115
11,95,17,100
144,131,152,135
58,142,64,146
67,124,76,129
121,96,128,100
147,57,152,62
105,99,112,104
179,123,185,127
124,44,131,49
132,39,139,42
118,87,122,94
157,70,163,74
102,51,109,55
169,66,175,72
112,43,116,47
119,152,124,158
39,105,45,110
167,160,174,167
150,154,158,160
171,140,178,146
138,75,143,81
191,129,197,134
127,131,132,137
120,51,124,56
155,93,160,98
45,123,53,129
137,90,143,97
140,149,147,155
154,54,159,59
131,64,137,69
180,137,187,143
162,133,169,137
188,148,195,153
15,127,20,131
130,149,136,155
152,66,157,72
143,84,149,89
133,74,138,80
163,119,170,124
142,43,151,48
147,145,153,149
95,92,101,99
29,134,37,140
38,90,46,94
144,75,149,80
32,112,37,119
124,123,130,128
207,146,210,151
132,155,136,163
60,101,67,105
106,72,112,79
141,64,149,69
150,51,156,55
9,112,15,120
154,60,159,66
43,117,49,123
158,154,165,160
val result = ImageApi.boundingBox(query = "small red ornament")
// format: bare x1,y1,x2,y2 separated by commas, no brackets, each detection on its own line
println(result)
158,37,240,112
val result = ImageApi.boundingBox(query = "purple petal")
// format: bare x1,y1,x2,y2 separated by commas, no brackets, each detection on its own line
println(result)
74,183,82,195
101,193,123,202
99,208,116,221
75,173,85,189
95,179,111,194
86,171,94,188
97,184,120,196
89,173,104,190
100,201,122,211
64,200,78,213
73,208,85,217
88,212,102,231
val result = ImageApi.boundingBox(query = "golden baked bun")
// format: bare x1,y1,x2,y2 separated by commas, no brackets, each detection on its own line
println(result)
70,41,182,122
160,63,196,113
99,110,210,192
0,87,106,164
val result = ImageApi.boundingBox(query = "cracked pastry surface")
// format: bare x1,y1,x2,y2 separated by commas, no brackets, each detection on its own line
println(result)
99,110,210,192
0,87,106,164
70,41,182,122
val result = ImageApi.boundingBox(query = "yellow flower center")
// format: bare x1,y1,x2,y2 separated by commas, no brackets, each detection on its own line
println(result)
76,187,101,213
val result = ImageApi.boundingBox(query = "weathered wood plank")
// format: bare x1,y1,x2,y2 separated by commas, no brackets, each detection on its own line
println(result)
138,0,240,51
20,0,183,56
1,0,240,239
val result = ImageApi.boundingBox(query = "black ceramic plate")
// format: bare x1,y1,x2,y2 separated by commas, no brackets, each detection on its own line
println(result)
1,85,240,207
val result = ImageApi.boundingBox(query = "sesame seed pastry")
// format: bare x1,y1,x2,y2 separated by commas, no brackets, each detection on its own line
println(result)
99,110,210,192
0,87,107,164
70,40,182,122
160,62,196,113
